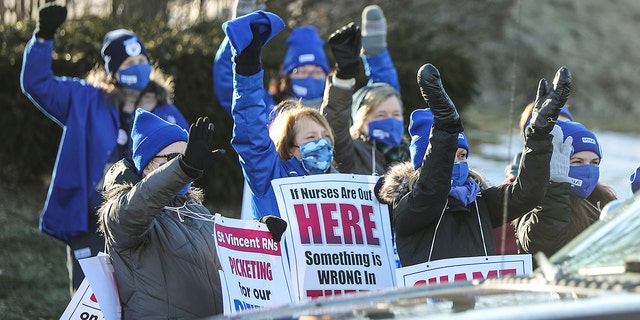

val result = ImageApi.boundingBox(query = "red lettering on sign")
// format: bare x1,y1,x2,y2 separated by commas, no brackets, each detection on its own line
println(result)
295,203,323,244
339,203,362,244
305,289,368,299
294,203,380,245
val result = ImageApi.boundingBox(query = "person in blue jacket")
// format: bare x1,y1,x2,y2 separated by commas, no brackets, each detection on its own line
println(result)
20,4,189,293
223,12,337,221
213,5,400,116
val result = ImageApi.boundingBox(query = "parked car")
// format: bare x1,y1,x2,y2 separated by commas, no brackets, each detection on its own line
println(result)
210,193,640,319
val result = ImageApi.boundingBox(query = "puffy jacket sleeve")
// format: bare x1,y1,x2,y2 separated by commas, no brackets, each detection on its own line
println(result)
514,181,571,256
482,132,553,226
213,37,234,116
231,70,281,197
320,77,358,172
20,36,95,126
393,129,457,236
362,49,400,92
102,159,195,250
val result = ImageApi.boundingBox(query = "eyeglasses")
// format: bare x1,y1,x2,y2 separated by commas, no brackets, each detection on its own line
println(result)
154,152,181,161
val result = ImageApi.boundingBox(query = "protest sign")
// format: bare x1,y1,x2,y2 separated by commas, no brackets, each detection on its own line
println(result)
395,254,533,287
271,174,397,301
214,214,294,315
59,278,104,320
78,253,121,320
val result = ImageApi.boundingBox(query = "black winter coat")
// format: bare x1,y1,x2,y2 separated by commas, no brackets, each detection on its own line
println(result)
385,127,552,267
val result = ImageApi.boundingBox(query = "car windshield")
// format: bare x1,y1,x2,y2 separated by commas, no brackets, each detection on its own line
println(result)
551,193,640,275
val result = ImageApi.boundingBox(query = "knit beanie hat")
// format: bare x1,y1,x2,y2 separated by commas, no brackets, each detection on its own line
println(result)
557,120,602,159
409,108,434,169
222,10,285,55
559,106,573,121
282,26,329,75
131,109,188,174
101,29,149,76
409,108,470,169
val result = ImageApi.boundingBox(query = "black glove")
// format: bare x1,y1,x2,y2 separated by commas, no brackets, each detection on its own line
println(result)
35,4,67,40
233,23,263,76
528,66,572,136
417,63,462,133
260,215,288,242
328,22,362,80
180,117,225,178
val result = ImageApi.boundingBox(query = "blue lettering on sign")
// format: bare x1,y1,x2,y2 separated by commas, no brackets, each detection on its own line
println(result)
233,299,262,311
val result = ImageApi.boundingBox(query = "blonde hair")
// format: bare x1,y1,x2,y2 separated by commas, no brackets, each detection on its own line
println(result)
269,101,335,161
350,84,402,139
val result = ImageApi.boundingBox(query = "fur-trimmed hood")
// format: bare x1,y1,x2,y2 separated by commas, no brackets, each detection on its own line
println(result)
378,161,490,205
379,162,417,205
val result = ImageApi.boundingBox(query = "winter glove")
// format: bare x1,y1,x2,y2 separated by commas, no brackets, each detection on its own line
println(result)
328,22,362,80
528,66,572,136
361,5,387,56
549,125,572,183
260,215,288,242
180,117,225,178
35,4,67,40
417,63,463,133
233,23,263,76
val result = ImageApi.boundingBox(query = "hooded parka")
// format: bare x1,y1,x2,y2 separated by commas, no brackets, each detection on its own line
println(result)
383,126,552,267
100,158,222,319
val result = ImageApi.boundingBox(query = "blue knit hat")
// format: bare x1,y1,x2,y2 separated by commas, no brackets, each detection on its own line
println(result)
282,26,329,75
101,29,149,76
131,109,188,174
556,120,602,159
222,10,285,55
409,108,470,169
559,106,573,121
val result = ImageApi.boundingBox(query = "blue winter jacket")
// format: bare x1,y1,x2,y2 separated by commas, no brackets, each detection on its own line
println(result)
232,70,314,220
20,36,188,243
214,37,399,115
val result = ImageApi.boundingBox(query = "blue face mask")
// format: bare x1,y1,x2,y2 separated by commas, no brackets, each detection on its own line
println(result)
368,118,404,147
299,137,333,175
118,63,151,90
451,161,469,187
291,78,325,101
569,165,599,199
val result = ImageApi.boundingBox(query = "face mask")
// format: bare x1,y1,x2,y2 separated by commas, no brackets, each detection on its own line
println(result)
568,165,599,199
291,78,325,101
299,137,333,175
451,161,469,187
368,118,404,147
118,63,151,90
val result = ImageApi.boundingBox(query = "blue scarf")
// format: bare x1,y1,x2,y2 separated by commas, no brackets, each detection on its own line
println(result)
448,179,481,206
